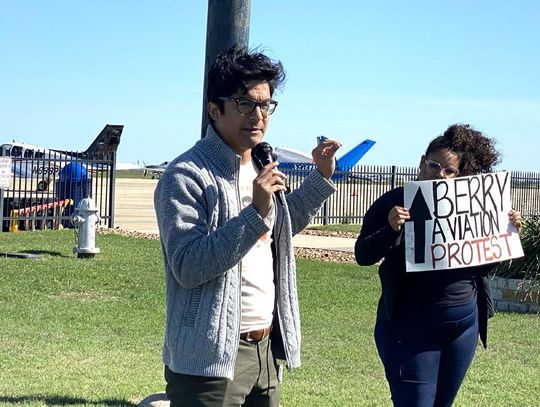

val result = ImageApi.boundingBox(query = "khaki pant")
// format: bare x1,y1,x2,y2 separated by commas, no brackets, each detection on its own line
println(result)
165,336,281,407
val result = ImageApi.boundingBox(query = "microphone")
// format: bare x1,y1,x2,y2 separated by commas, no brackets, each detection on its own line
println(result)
251,142,285,206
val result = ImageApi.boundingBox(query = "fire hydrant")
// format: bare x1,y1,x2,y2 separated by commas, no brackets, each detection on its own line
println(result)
71,197,100,258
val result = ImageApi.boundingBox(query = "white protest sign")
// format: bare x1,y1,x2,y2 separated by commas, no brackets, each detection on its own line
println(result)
0,157,12,189
404,171,523,272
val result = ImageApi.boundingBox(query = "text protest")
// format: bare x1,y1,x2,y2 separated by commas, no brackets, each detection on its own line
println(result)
404,171,523,272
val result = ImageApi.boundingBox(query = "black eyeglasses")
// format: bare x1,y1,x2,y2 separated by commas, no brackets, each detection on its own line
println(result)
219,97,278,116
425,159,459,177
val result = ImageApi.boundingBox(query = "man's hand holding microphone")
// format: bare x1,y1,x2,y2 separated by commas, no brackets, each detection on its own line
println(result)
251,140,341,218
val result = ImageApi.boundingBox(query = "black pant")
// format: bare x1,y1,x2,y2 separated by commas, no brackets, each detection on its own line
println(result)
165,336,281,407
375,301,478,407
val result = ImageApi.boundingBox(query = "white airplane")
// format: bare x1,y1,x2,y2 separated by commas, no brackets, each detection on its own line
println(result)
142,137,377,182
143,161,170,179
0,124,123,191
275,137,377,181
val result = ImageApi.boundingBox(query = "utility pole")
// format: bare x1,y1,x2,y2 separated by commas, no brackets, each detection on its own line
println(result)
201,0,251,137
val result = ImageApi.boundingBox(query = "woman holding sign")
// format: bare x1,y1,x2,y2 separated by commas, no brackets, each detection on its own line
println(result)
355,124,522,407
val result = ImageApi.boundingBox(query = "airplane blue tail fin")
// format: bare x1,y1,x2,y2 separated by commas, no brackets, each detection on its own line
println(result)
336,139,375,169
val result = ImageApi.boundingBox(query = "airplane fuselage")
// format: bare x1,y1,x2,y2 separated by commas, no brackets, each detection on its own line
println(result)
2,142,67,175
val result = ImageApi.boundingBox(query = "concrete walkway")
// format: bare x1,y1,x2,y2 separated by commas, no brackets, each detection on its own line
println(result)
293,233,355,252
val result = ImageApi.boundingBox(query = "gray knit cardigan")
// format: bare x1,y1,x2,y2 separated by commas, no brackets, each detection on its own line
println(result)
154,126,336,379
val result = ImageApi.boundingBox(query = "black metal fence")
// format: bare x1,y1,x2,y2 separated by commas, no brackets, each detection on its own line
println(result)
283,165,540,225
510,170,540,218
0,151,117,232
2,158,539,231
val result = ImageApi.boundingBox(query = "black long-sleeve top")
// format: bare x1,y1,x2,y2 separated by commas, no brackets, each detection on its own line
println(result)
355,187,495,347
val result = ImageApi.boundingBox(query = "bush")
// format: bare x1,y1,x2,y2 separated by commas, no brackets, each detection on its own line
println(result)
495,216,540,284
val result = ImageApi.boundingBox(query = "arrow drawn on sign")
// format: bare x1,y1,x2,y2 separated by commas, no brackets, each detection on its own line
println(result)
407,187,433,263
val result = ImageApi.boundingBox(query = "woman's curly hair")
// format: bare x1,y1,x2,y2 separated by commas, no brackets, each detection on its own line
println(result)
425,124,501,176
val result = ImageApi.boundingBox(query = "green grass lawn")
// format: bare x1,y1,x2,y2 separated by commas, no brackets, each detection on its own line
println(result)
0,230,538,406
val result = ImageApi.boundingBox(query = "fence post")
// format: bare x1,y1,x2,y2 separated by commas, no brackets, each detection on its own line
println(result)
391,165,397,189
0,189,4,232
322,201,328,225
108,152,117,228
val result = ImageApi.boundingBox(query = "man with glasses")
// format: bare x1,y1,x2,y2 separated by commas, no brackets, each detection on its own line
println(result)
154,45,341,406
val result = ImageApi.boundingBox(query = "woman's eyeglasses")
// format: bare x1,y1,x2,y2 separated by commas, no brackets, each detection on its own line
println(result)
425,159,459,177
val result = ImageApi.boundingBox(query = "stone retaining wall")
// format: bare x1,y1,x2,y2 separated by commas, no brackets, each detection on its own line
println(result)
490,276,540,313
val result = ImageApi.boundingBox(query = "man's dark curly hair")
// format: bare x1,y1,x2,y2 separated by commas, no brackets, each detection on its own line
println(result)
206,45,285,117
425,124,501,176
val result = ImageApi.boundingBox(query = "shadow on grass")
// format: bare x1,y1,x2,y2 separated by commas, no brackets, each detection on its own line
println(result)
0,395,137,406
20,250,70,258
0,250,72,260
0,250,69,259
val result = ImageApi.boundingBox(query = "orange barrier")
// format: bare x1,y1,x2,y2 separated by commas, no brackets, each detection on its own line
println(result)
9,199,73,231
18,198,73,215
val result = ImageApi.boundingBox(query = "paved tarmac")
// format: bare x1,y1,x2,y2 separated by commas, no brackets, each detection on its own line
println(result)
114,178,356,253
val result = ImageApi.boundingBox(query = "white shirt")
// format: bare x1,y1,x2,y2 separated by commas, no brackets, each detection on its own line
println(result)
238,160,275,332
